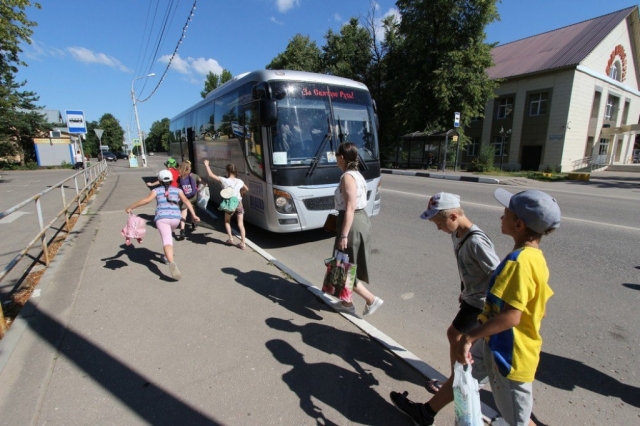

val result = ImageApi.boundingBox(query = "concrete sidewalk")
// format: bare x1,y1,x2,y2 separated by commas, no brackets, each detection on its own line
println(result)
0,165,457,425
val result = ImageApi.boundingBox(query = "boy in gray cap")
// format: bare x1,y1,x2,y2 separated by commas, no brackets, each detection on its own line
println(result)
391,192,500,424
391,189,560,426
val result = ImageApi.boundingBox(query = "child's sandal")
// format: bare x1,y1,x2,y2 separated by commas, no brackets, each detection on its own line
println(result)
225,239,234,246
237,242,246,250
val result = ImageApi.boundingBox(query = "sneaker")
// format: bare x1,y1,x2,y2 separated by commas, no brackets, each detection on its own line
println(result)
175,230,185,241
390,391,434,426
161,255,169,265
332,300,356,315
190,222,197,230
363,296,384,316
169,262,182,281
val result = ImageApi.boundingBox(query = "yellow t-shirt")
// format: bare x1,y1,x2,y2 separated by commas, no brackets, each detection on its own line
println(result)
478,246,553,382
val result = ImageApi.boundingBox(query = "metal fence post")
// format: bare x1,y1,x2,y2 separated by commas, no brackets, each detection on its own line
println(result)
35,198,50,266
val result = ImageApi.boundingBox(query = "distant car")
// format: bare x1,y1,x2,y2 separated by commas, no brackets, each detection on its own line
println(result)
115,152,129,159
102,151,117,162
149,152,155,156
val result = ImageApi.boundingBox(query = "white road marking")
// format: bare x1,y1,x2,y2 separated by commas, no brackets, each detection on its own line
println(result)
0,211,31,224
382,188,640,232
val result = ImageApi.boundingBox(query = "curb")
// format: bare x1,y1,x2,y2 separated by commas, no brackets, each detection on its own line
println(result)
381,169,500,184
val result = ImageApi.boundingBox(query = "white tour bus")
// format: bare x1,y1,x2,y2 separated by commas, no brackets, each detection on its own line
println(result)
169,69,381,232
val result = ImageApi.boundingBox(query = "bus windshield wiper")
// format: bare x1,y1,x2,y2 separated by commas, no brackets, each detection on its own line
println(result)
307,130,332,177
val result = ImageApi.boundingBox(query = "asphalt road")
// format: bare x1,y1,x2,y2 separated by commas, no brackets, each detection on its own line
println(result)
245,172,640,425
3,157,639,424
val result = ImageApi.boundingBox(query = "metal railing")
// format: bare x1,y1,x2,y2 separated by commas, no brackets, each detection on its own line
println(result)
0,161,108,284
568,155,612,172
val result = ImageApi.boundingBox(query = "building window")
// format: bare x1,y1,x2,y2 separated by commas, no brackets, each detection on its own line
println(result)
529,93,548,116
470,116,482,122
604,95,619,121
591,91,601,119
466,137,480,156
496,97,513,119
609,61,621,81
492,136,506,156
598,138,610,155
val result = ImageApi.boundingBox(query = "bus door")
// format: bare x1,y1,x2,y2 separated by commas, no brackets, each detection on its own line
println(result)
241,102,267,227
186,127,195,164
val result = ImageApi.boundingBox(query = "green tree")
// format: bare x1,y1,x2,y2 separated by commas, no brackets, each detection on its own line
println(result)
83,120,98,157
83,114,124,155
266,34,323,72
146,118,170,152
322,17,373,83
393,0,499,133
0,1,51,165
200,69,232,98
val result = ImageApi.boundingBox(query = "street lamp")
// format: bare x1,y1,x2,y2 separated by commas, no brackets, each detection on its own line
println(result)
131,73,155,167
499,126,512,171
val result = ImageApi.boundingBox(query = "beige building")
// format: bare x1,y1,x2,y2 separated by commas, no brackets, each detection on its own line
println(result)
463,6,640,172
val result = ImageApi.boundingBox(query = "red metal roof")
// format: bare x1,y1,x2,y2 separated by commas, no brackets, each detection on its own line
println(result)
487,6,637,79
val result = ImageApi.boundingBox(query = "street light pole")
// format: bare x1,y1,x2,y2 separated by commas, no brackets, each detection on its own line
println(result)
499,126,512,171
131,73,155,167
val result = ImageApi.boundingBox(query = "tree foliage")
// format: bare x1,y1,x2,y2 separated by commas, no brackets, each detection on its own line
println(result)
200,69,232,98
322,18,373,83
146,118,170,153
266,34,323,72
393,0,499,132
83,114,125,156
0,1,51,165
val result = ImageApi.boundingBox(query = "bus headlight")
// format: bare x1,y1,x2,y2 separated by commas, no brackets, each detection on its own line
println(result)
374,180,382,201
273,189,297,214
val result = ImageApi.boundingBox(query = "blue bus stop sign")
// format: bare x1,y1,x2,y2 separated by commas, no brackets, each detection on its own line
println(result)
454,112,460,128
66,110,87,134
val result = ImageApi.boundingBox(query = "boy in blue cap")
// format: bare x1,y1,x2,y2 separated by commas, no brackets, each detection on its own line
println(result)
391,189,561,426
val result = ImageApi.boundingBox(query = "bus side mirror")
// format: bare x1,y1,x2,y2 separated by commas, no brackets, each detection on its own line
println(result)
260,99,278,126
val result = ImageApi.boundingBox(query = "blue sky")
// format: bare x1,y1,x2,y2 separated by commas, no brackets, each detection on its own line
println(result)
18,0,639,146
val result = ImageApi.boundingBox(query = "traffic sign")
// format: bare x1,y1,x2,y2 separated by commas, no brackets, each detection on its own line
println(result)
454,112,460,128
66,110,87,134
132,139,141,146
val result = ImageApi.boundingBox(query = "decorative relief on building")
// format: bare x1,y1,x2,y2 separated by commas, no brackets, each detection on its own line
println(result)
606,44,627,82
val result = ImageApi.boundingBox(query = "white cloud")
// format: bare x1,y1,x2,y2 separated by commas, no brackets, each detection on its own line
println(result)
334,13,341,22
23,40,70,61
67,46,130,72
271,16,284,25
275,0,300,13
159,53,224,82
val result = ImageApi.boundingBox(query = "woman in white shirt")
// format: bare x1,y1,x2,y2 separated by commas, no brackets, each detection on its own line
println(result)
204,160,249,250
332,142,383,316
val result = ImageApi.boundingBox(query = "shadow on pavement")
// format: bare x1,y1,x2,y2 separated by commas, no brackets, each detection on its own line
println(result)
537,351,640,408
622,283,640,291
101,244,174,282
23,300,223,425
266,339,408,426
266,317,425,389
221,267,327,320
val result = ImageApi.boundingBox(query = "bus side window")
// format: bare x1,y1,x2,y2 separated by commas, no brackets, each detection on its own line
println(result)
243,103,264,178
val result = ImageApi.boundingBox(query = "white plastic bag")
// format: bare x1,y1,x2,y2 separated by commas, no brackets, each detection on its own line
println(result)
196,184,210,210
453,361,483,426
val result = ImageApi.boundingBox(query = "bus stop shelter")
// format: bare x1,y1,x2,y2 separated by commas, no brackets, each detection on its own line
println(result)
388,130,458,170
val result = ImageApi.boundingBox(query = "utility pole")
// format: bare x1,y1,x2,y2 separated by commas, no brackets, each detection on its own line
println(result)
131,73,155,167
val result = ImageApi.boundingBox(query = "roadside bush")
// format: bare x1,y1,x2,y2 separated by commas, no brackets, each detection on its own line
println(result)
470,144,496,172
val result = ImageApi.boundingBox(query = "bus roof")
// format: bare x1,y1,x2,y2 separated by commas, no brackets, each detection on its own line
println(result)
170,69,370,121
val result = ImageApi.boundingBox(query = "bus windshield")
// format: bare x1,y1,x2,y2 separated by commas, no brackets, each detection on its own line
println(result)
270,81,379,167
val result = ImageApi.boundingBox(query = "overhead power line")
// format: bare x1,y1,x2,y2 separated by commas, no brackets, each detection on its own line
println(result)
138,0,197,103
